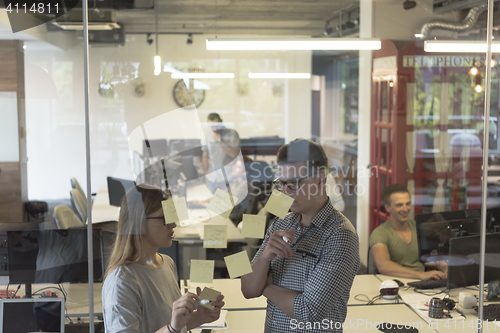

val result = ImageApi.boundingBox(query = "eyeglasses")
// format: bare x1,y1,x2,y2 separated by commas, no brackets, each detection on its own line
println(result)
272,173,316,192
146,215,168,226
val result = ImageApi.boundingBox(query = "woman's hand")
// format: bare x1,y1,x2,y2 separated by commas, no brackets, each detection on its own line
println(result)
171,292,199,331
195,287,225,324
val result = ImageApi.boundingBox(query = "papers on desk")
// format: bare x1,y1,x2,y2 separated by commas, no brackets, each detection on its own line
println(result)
400,293,465,323
198,309,228,330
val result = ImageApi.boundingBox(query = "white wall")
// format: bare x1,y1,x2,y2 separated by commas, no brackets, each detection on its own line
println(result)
24,34,312,199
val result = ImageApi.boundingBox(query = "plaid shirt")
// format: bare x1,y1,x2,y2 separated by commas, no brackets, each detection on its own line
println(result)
252,201,360,332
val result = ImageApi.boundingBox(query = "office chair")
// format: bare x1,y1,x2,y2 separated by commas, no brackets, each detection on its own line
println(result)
70,188,87,223
70,177,85,199
53,205,84,229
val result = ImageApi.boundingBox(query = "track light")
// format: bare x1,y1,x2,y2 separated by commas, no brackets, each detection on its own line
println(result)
403,0,417,10
187,33,193,45
324,22,333,36
146,33,153,45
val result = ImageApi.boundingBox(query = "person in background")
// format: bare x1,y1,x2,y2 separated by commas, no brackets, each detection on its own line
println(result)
369,184,446,280
241,138,360,333
202,113,241,193
102,184,224,333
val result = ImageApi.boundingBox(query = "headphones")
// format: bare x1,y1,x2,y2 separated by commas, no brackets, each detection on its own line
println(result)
442,297,456,310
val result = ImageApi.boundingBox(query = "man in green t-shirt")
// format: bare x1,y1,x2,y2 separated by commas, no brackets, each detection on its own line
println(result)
369,184,446,280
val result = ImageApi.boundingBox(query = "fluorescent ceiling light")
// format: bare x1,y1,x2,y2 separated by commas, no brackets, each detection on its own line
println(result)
248,73,311,79
206,38,381,50
171,73,235,79
424,40,500,53
154,56,162,76
52,22,121,30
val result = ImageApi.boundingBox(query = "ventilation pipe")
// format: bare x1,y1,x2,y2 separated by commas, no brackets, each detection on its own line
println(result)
420,4,487,38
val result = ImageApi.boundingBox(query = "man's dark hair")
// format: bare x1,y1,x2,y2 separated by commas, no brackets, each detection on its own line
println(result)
207,113,222,122
276,138,328,173
382,184,409,206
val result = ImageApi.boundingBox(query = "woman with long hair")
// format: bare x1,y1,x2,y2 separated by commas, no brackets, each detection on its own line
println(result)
102,184,224,333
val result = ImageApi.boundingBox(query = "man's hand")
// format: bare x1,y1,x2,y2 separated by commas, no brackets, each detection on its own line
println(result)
419,270,446,280
259,228,296,262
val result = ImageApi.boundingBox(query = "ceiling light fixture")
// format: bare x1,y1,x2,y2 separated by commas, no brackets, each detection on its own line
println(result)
424,40,500,53
52,22,120,30
171,73,235,79
248,73,311,79
153,0,161,76
206,38,381,51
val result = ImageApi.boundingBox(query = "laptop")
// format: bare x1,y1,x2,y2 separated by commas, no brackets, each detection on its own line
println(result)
0,297,65,333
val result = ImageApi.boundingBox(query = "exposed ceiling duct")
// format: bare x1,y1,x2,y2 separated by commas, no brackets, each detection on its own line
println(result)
419,4,487,38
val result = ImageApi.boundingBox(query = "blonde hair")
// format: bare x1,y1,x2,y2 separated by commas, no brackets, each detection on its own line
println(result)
104,184,168,279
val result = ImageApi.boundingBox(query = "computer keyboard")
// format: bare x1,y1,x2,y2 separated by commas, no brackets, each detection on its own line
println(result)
473,304,500,321
407,279,448,289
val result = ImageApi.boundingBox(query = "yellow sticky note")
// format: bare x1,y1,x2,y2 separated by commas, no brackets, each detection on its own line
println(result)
207,188,238,218
198,287,221,310
161,197,189,224
224,250,252,279
241,214,266,239
264,189,294,219
203,225,227,248
189,260,214,284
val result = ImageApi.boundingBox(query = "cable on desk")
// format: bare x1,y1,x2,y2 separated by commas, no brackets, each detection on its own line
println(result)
11,284,21,298
412,288,449,296
4,283,9,298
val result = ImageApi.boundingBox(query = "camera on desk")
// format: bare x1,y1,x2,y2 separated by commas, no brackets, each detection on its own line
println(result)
379,280,399,300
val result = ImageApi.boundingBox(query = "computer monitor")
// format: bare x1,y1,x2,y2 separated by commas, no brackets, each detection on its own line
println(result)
107,176,136,207
142,139,169,158
447,232,500,288
0,298,65,333
415,209,481,260
7,228,116,297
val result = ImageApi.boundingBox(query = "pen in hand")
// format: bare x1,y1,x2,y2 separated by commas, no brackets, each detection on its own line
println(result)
282,236,293,245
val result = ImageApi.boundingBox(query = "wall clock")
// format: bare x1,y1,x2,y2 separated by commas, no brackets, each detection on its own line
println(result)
173,79,205,108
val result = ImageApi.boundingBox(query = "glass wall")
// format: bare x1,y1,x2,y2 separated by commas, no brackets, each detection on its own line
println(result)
0,0,497,330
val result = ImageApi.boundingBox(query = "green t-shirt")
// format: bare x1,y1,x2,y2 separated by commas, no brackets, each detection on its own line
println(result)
369,220,424,272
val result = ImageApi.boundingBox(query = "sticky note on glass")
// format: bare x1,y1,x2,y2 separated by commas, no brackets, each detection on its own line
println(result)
207,188,238,218
162,197,189,224
241,214,266,239
203,225,227,248
224,251,252,279
190,259,214,284
198,287,221,310
264,189,294,219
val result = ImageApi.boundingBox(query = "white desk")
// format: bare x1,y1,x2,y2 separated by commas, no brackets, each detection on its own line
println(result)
182,279,267,310
91,187,120,224
349,274,396,305
344,304,437,332
191,309,266,333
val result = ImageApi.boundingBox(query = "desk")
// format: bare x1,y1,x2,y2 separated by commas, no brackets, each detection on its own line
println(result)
344,304,437,332
182,279,267,310
91,187,120,224
349,274,392,305
191,309,266,333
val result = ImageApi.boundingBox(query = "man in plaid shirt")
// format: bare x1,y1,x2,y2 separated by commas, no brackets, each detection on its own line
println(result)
241,139,360,332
